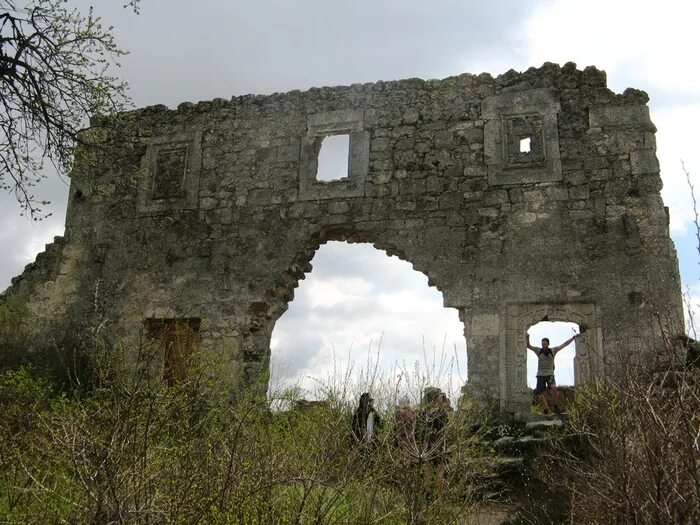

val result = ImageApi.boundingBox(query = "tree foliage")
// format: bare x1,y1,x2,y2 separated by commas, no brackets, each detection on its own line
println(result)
0,0,135,218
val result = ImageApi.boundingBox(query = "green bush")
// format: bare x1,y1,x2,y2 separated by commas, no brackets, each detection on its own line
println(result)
0,340,497,524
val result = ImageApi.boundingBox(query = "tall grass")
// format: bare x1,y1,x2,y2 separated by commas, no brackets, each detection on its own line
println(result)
268,335,467,414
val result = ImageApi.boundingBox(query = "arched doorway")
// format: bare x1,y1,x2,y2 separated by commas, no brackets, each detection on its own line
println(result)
268,241,467,408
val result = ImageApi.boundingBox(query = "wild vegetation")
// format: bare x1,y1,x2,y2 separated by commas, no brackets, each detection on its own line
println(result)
0,330,502,524
0,299,698,524
510,354,700,524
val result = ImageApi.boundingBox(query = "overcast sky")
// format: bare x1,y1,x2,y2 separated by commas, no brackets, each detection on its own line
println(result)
2,0,699,399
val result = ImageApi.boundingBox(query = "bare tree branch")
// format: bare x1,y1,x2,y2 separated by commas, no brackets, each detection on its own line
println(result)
0,0,135,218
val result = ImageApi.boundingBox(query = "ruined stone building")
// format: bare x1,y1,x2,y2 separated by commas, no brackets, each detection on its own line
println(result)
1,63,684,412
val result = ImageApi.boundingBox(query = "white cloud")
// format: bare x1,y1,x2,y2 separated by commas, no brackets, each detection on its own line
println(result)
654,105,700,234
683,281,700,338
306,277,374,309
519,0,700,236
524,0,700,92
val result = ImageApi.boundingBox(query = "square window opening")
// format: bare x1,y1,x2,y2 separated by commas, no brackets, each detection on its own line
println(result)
519,137,531,153
316,134,350,181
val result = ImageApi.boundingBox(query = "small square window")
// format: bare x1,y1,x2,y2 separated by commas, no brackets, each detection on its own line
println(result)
519,137,531,153
316,134,350,181
505,115,545,166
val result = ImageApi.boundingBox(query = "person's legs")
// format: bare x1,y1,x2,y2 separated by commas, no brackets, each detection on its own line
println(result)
545,376,560,412
535,376,550,413
550,384,560,411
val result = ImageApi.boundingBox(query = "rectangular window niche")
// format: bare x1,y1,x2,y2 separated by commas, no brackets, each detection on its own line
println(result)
316,134,350,181
137,131,202,214
483,88,562,186
299,109,369,201
145,317,201,385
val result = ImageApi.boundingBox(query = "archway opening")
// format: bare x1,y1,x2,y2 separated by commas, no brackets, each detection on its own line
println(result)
269,241,466,409
526,321,579,388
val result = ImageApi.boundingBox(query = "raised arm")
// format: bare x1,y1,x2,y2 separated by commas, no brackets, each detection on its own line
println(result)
525,331,538,352
552,333,581,353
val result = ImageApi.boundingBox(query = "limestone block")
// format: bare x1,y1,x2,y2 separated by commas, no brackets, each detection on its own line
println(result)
589,105,654,130
483,189,509,206
402,107,420,124
630,149,660,175
371,137,391,152
522,189,545,204
307,109,363,134
568,185,590,200
199,197,218,210
434,130,454,148
515,211,537,224
545,186,568,201
471,314,500,336
477,207,500,218
327,201,350,214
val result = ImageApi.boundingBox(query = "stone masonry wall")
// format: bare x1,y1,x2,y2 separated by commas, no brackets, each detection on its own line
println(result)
2,62,684,412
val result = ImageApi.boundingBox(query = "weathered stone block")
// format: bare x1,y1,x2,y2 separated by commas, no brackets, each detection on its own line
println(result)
483,189,509,206
568,185,590,200
546,186,569,201
471,313,500,336
371,137,391,152
589,105,654,130
327,201,350,214
630,149,660,175
434,130,454,148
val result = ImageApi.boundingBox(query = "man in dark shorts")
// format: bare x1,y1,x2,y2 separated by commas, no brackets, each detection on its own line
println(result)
526,331,581,414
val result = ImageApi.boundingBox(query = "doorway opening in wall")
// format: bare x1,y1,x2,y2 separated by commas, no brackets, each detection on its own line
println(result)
268,241,467,410
316,134,350,181
144,318,201,385
526,320,579,388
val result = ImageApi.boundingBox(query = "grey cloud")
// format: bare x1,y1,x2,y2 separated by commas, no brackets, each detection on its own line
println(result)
84,0,541,107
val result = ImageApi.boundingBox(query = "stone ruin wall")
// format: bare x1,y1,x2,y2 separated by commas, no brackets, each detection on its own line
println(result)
2,62,684,412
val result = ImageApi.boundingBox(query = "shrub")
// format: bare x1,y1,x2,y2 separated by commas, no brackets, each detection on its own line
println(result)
515,362,700,525
0,339,497,524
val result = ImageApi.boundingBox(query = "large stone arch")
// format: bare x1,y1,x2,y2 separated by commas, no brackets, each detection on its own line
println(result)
241,225,466,387
1,64,684,412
